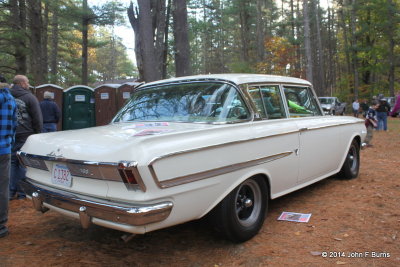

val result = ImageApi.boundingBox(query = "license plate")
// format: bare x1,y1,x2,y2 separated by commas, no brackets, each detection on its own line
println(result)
51,164,72,187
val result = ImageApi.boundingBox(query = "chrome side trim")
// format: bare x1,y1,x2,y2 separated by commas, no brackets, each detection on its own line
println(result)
21,179,173,227
17,151,119,166
148,120,363,188
150,151,293,188
17,152,146,192
301,120,365,131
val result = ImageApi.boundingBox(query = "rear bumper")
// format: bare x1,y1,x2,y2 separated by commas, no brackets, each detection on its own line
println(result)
20,179,173,229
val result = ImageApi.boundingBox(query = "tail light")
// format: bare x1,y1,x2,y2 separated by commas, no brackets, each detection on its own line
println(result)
118,162,146,192
118,169,138,185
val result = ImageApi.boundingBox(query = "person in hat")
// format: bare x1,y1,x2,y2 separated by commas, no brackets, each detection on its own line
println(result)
40,91,60,132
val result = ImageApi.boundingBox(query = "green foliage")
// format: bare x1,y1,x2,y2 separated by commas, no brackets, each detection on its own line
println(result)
0,0,135,87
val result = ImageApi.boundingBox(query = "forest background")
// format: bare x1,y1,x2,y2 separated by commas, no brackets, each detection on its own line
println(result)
0,0,399,102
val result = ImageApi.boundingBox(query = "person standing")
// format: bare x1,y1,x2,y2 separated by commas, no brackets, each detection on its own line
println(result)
10,75,42,200
376,98,391,131
360,99,369,118
352,99,360,117
364,101,378,147
40,91,60,132
0,75,17,238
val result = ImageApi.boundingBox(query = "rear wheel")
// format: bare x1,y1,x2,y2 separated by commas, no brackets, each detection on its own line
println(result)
338,139,360,179
211,176,268,243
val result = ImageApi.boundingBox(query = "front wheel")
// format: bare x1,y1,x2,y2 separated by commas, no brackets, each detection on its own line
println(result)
211,176,268,243
338,139,360,179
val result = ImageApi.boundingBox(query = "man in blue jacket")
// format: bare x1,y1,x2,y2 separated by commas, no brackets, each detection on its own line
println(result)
40,91,60,132
0,75,17,238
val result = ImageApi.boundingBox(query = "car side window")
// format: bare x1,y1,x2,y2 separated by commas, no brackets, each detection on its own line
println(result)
247,85,286,119
283,86,322,117
248,86,267,118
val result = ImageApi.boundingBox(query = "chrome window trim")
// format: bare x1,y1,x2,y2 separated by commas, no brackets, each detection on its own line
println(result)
249,83,288,120
281,84,324,117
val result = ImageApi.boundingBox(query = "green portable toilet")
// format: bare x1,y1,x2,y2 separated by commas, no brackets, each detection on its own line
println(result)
63,85,95,130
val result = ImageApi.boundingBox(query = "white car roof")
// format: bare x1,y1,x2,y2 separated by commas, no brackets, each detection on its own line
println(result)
141,74,311,87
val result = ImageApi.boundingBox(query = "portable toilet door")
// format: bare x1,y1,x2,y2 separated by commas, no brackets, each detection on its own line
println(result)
35,84,63,131
63,85,95,130
94,84,120,126
117,82,141,110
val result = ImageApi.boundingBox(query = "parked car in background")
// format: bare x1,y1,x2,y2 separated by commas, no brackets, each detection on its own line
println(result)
318,97,347,115
18,74,366,243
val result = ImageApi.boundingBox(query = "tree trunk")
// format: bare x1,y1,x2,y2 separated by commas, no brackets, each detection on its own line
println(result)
326,5,336,96
50,1,59,84
349,0,359,98
172,0,191,77
42,1,49,81
28,0,44,84
296,0,302,76
239,0,250,63
303,0,313,84
82,0,89,85
314,0,325,95
337,0,351,79
9,0,27,74
162,0,172,79
128,0,167,82
387,0,396,97
256,0,264,62
127,3,144,81
138,0,158,82
154,0,167,78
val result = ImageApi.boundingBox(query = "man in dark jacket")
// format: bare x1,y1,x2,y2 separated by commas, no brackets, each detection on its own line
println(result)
40,91,60,132
10,75,42,199
376,98,391,131
0,75,17,237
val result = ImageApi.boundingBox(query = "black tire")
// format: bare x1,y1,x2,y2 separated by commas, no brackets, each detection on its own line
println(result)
341,108,346,115
331,109,335,115
211,176,268,243
338,139,360,179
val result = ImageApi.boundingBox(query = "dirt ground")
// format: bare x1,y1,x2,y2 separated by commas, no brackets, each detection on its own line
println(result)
1,118,399,267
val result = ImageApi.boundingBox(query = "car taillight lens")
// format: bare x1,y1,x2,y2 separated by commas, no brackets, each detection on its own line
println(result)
118,169,138,185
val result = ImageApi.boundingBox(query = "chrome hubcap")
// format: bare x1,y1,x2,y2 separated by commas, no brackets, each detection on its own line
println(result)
235,179,262,227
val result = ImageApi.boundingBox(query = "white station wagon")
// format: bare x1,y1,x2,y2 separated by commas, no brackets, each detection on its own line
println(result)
19,74,366,242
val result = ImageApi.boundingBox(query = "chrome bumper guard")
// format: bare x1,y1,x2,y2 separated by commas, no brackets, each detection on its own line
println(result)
20,179,173,228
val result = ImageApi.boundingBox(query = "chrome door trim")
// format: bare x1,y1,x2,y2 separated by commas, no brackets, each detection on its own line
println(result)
148,120,363,188
150,151,293,189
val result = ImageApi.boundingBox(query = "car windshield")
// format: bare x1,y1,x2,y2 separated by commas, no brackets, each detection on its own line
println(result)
319,98,334,104
113,82,251,123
